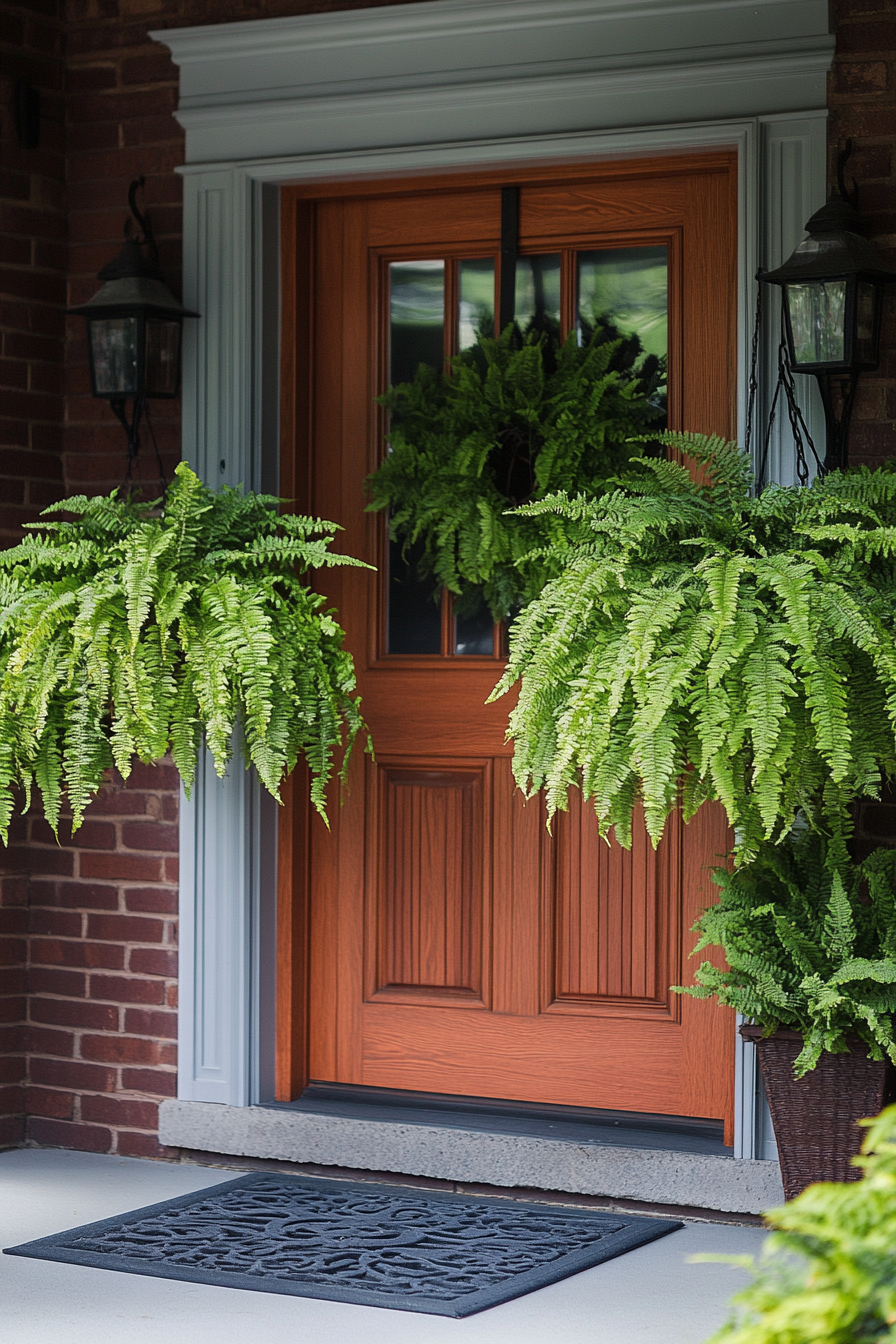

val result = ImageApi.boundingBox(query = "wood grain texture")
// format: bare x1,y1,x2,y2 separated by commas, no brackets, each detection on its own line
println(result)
283,155,738,1130
373,763,487,1001
551,796,664,1008
360,1004,684,1113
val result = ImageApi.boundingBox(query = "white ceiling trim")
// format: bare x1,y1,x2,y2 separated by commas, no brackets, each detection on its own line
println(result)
153,0,832,165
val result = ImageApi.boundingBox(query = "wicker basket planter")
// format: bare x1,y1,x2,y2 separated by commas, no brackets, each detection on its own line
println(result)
740,1024,896,1200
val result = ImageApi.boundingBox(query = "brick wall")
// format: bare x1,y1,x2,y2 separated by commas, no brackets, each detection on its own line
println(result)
0,0,67,544
4,763,180,1157
1,0,67,1149
829,0,896,469
0,871,27,1147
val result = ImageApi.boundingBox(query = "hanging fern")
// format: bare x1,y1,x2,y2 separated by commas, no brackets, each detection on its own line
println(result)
679,826,896,1076
367,322,665,621
491,433,896,855
0,463,369,837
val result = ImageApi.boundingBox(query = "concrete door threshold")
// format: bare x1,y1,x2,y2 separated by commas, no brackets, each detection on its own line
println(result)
159,1099,783,1215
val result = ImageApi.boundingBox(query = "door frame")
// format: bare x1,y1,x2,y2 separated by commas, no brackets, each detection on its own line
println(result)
162,0,828,1163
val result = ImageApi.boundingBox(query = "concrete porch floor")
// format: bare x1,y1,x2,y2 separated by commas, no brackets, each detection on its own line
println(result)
0,1148,767,1344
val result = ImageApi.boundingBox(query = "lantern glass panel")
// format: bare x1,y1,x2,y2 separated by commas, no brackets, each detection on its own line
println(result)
855,280,877,367
90,315,138,396
786,280,847,366
145,318,181,397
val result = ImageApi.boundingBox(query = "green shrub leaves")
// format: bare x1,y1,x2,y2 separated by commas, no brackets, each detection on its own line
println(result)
492,433,896,856
702,1104,896,1342
0,463,368,837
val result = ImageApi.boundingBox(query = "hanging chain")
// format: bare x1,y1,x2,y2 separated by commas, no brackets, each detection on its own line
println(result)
745,271,762,467
750,273,824,490
776,303,824,486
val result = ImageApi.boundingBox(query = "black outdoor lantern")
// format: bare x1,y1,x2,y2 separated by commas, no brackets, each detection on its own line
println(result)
759,150,896,473
69,178,198,476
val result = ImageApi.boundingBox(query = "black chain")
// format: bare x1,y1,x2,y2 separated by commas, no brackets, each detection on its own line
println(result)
750,274,823,490
745,271,762,468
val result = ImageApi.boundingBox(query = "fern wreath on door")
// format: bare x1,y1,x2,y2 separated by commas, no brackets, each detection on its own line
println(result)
366,321,666,624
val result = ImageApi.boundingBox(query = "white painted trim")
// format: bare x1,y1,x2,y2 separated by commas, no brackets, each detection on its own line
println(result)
168,0,829,1158
154,0,831,166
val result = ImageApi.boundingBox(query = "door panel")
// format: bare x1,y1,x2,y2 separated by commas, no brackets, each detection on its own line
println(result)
550,798,670,1013
369,760,490,1006
281,154,737,1137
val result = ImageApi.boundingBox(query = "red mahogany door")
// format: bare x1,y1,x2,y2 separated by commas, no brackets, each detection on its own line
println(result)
279,153,737,1136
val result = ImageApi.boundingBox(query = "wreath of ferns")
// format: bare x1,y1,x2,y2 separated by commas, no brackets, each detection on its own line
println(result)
367,321,666,622
491,432,896,857
0,463,369,838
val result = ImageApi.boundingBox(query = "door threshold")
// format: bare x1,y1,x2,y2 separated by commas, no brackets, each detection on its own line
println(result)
267,1084,731,1158
159,1099,782,1214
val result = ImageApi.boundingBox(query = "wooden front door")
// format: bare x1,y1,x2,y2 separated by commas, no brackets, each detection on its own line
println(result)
279,154,737,1137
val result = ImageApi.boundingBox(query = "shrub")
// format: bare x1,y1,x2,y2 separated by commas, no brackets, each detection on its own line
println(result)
701,1104,896,1343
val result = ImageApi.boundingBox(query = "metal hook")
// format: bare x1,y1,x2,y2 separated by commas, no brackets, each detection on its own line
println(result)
126,177,160,267
836,140,858,208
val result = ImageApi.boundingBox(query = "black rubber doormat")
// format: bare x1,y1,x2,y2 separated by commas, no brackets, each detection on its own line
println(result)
4,1172,682,1317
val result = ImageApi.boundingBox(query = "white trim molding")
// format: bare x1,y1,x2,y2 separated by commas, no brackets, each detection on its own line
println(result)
155,0,831,165
160,0,831,1190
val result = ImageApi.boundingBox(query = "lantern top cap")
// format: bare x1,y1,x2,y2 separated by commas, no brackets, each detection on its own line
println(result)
68,274,198,319
67,177,199,320
760,189,896,288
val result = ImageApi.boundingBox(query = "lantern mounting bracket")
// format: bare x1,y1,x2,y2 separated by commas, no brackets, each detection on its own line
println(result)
836,140,858,211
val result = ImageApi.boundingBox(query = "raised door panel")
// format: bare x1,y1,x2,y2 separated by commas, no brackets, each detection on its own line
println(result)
368,761,490,1006
548,796,674,1016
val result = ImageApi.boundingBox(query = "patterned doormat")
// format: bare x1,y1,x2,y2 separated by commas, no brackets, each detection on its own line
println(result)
4,1173,682,1317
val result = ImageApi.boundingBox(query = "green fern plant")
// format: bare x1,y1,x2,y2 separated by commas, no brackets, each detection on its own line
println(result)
0,463,369,837
699,1104,896,1343
679,825,896,1075
491,432,896,856
367,322,665,621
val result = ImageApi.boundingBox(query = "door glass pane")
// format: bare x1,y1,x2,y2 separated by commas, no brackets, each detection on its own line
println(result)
458,258,495,352
388,538,442,655
514,255,561,339
389,260,445,386
577,246,668,416
454,593,494,656
386,261,445,654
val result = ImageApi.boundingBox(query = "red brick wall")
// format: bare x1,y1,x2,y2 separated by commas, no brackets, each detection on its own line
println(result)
1,0,67,1149
829,0,896,469
0,0,66,545
0,871,27,1148
64,13,185,498
4,763,180,1157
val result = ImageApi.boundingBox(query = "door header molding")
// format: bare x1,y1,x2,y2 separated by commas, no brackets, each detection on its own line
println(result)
153,0,832,165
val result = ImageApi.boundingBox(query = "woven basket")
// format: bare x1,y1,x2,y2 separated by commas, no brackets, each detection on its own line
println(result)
740,1024,896,1200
